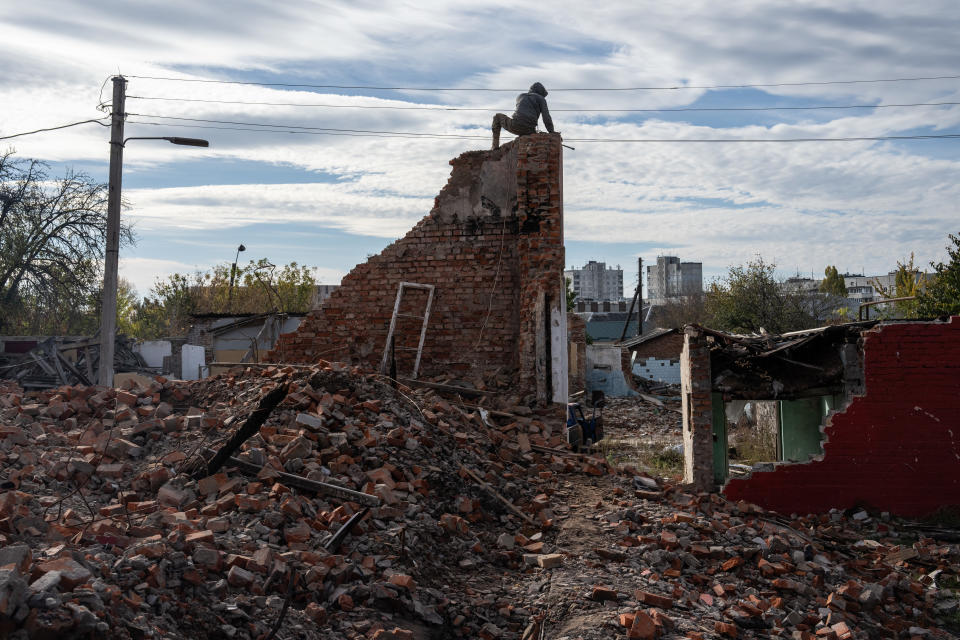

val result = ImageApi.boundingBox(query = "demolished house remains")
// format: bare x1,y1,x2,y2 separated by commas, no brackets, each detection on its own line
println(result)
681,317,960,517
269,134,568,407
2,133,960,639
0,335,151,390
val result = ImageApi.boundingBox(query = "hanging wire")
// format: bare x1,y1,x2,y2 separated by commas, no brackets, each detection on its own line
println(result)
124,73,960,92
125,95,960,113
125,118,960,143
0,118,110,141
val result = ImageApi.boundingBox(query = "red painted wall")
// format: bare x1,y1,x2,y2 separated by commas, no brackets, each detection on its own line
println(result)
724,317,960,517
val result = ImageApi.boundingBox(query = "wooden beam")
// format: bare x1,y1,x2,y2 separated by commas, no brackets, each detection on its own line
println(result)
461,465,537,526
200,447,380,507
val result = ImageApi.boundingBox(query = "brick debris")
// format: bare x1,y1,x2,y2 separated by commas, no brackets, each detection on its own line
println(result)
0,363,604,639
0,368,958,639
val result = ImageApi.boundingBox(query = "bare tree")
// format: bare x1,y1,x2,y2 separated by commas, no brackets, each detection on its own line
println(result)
0,150,133,334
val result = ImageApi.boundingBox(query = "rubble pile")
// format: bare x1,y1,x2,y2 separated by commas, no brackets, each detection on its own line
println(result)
603,398,682,442
0,363,608,639
3,362,959,640
526,475,960,640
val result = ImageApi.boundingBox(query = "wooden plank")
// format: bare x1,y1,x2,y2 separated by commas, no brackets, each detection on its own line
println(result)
412,284,434,379
57,350,91,386
396,378,494,396
200,447,380,507
379,284,406,375
530,444,604,460
461,465,537,526
83,346,95,384
29,351,57,376
459,403,528,420
198,383,290,477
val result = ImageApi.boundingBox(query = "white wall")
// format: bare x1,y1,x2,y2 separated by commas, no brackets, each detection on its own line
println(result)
181,344,205,380
550,300,568,404
585,344,636,397
135,340,172,368
633,356,681,385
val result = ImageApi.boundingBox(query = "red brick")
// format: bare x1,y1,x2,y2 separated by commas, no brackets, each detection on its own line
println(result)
264,135,565,406
635,590,673,609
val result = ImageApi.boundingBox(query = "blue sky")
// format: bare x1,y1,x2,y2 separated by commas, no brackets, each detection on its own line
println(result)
2,1,959,297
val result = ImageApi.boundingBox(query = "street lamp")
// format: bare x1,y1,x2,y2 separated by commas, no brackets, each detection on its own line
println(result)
98,75,209,388
228,244,247,313
124,136,210,147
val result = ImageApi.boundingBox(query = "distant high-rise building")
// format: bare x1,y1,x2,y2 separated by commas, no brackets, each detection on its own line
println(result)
646,256,702,303
564,261,623,302
843,271,929,305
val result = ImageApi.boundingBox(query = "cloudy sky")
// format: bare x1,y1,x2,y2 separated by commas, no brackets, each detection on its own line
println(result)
2,1,959,296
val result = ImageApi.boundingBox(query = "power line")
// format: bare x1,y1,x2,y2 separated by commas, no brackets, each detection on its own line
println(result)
126,95,960,113
125,73,960,92
128,113,487,138
126,120,490,140
125,118,960,143
0,118,109,141
570,133,960,143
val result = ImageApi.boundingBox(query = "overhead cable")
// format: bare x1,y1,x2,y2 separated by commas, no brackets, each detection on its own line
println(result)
126,120,490,140
125,119,960,143
128,113,485,138
125,73,960,92
126,95,960,113
0,118,109,141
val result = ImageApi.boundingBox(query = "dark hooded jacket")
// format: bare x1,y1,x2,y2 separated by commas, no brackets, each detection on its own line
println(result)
510,82,554,133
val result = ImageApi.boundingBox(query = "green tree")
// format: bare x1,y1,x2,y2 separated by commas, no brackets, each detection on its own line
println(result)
565,277,575,312
134,260,319,339
115,278,142,337
872,253,925,318
243,260,317,313
705,257,823,334
820,266,847,297
915,233,960,317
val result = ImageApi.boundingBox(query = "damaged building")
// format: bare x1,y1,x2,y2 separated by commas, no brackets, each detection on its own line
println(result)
2,134,960,639
269,134,569,406
680,317,960,517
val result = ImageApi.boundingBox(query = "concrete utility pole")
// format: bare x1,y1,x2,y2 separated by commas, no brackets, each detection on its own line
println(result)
98,76,127,388
637,256,643,337
619,256,644,343
97,76,209,388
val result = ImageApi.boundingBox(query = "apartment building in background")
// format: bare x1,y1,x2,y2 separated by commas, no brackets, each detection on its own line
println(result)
646,256,703,303
564,260,624,302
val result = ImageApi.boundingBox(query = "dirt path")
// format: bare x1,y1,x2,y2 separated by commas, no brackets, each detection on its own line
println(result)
510,473,660,640
502,398,687,639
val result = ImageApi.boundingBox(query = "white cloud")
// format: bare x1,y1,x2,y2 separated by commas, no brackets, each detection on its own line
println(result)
3,0,960,284
119,257,202,294
125,182,433,236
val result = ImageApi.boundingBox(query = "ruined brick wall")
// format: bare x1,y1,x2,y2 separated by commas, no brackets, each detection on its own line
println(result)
681,329,715,491
620,347,638,392
185,318,217,365
567,313,586,393
631,332,683,361
269,134,565,403
724,317,960,517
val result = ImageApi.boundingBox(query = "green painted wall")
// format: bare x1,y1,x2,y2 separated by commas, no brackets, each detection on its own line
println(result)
712,392,728,485
778,394,843,462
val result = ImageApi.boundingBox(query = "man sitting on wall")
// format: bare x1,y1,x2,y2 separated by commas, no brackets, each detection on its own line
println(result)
492,82,557,149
